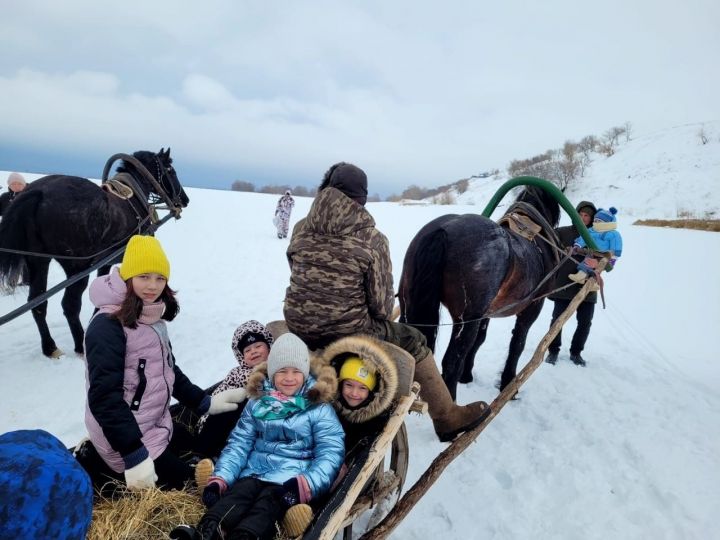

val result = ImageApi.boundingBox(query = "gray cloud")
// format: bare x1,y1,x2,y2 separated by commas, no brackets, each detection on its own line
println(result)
1,0,718,194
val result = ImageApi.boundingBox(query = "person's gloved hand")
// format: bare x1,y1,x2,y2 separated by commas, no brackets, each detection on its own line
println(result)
124,456,157,490
209,388,247,415
275,477,301,510
202,477,228,508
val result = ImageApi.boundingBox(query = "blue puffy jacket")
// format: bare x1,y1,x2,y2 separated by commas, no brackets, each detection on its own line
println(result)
213,359,345,499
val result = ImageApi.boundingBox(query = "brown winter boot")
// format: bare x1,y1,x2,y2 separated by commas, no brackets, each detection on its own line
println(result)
194,458,214,491
282,504,314,537
415,354,491,442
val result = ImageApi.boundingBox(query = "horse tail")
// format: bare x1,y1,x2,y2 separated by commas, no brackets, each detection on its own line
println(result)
399,226,447,351
0,190,42,290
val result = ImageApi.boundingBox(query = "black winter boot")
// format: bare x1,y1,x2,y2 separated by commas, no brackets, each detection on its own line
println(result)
545,351,559,365
228,528,259,540
570,353,586,367
169,525,198,540
196,517,221,540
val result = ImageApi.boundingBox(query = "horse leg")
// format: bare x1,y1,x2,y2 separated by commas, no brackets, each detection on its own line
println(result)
60,274,90,355
26,259,62,358
442,319,482,401
499,300,545,392
459,318,490,383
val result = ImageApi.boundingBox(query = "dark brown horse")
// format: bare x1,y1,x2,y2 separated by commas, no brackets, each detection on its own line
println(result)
398,185,560,399
0,149,189,357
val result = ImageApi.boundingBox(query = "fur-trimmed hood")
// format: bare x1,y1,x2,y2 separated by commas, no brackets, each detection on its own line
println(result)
246,356,338,404
321,335,398,424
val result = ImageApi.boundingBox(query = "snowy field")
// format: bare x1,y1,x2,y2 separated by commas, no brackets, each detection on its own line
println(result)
1,180,718,539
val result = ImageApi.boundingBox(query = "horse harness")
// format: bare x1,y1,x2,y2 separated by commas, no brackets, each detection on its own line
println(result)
498,201,561,267
101,172,158,232
483,202,563,318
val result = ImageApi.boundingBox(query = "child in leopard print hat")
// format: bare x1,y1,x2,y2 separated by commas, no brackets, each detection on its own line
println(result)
194,320,274,459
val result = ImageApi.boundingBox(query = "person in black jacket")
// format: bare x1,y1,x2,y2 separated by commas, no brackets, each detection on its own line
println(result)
545,201,598,367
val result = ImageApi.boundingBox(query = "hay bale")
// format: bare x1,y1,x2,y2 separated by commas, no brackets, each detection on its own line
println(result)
88,487,204,540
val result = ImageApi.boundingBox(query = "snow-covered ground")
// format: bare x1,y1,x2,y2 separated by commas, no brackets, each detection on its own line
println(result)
1,122,718,538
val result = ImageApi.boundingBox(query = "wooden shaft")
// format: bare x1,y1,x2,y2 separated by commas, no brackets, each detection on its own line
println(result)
359,263,606,540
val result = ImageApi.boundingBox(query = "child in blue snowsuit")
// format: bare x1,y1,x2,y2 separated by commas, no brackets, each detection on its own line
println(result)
569,207,623,284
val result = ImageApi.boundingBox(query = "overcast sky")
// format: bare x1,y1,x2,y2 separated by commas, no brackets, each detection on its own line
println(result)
1,0,718,195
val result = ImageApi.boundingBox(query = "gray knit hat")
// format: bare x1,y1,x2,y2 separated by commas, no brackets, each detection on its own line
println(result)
7,172,26,187
267,333,310,381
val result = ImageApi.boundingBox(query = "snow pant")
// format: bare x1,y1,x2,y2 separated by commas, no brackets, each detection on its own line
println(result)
548,299,595,355
204,477,284,540
193,406,244,460
77,421,195,494
274,212,291,238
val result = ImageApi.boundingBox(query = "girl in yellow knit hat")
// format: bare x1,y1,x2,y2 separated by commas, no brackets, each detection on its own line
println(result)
323,336,399,460
79,235,245,493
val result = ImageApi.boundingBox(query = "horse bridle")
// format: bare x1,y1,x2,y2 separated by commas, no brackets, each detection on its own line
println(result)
152,155,185,211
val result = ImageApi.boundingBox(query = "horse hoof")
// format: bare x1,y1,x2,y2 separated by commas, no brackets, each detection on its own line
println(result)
459,374,474,384
49,348,64,359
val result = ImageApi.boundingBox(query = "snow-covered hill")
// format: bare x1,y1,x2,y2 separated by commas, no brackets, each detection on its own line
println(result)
449,120,720,221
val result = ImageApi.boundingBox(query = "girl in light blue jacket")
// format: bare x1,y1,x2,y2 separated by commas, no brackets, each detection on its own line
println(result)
171,333,344,540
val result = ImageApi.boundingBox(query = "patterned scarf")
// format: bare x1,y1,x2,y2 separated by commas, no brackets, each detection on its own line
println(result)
252,379,309,420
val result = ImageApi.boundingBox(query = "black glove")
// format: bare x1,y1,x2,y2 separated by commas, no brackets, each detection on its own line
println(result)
202,482,222,508
275,477,301,510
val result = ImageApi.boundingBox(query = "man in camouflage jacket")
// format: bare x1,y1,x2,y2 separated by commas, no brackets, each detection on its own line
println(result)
284,163,490,442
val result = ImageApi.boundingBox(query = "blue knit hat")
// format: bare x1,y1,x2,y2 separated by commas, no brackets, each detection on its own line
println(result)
594,207,617,223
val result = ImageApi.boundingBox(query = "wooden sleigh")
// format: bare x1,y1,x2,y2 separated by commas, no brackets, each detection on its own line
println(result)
75,320,426,540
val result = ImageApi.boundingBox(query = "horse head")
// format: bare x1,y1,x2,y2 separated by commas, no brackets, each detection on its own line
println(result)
118,148,190,209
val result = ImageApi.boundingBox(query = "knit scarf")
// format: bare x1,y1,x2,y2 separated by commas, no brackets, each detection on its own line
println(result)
102,300,165,324
252,379,309,420
593,221,617,233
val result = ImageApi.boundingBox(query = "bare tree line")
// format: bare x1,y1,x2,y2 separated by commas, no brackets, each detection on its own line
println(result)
230,121,649,200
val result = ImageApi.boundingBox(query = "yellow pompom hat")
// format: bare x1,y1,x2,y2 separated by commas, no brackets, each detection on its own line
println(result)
339,357,376,391
119,235,170,281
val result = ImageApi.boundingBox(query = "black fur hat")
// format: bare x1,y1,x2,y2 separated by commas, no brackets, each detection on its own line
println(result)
320,162,368,206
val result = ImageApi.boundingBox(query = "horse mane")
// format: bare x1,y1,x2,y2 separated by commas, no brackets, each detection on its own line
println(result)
513,185,560,228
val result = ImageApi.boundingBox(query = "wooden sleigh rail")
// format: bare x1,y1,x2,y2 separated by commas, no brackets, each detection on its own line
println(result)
313,383,422,540
359,260,608,539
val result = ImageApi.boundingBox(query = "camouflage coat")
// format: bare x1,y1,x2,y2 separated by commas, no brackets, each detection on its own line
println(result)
284,187,394,347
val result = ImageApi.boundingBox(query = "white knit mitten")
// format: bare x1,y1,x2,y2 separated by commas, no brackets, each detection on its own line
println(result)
124,457,157,490
209,388,247,415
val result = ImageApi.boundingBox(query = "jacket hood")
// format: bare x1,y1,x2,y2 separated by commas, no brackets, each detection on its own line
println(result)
246,355,338,404
231,320,274,366
305,187,376,237
89,267,127,309
575,200,597,219
322,334,399,424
